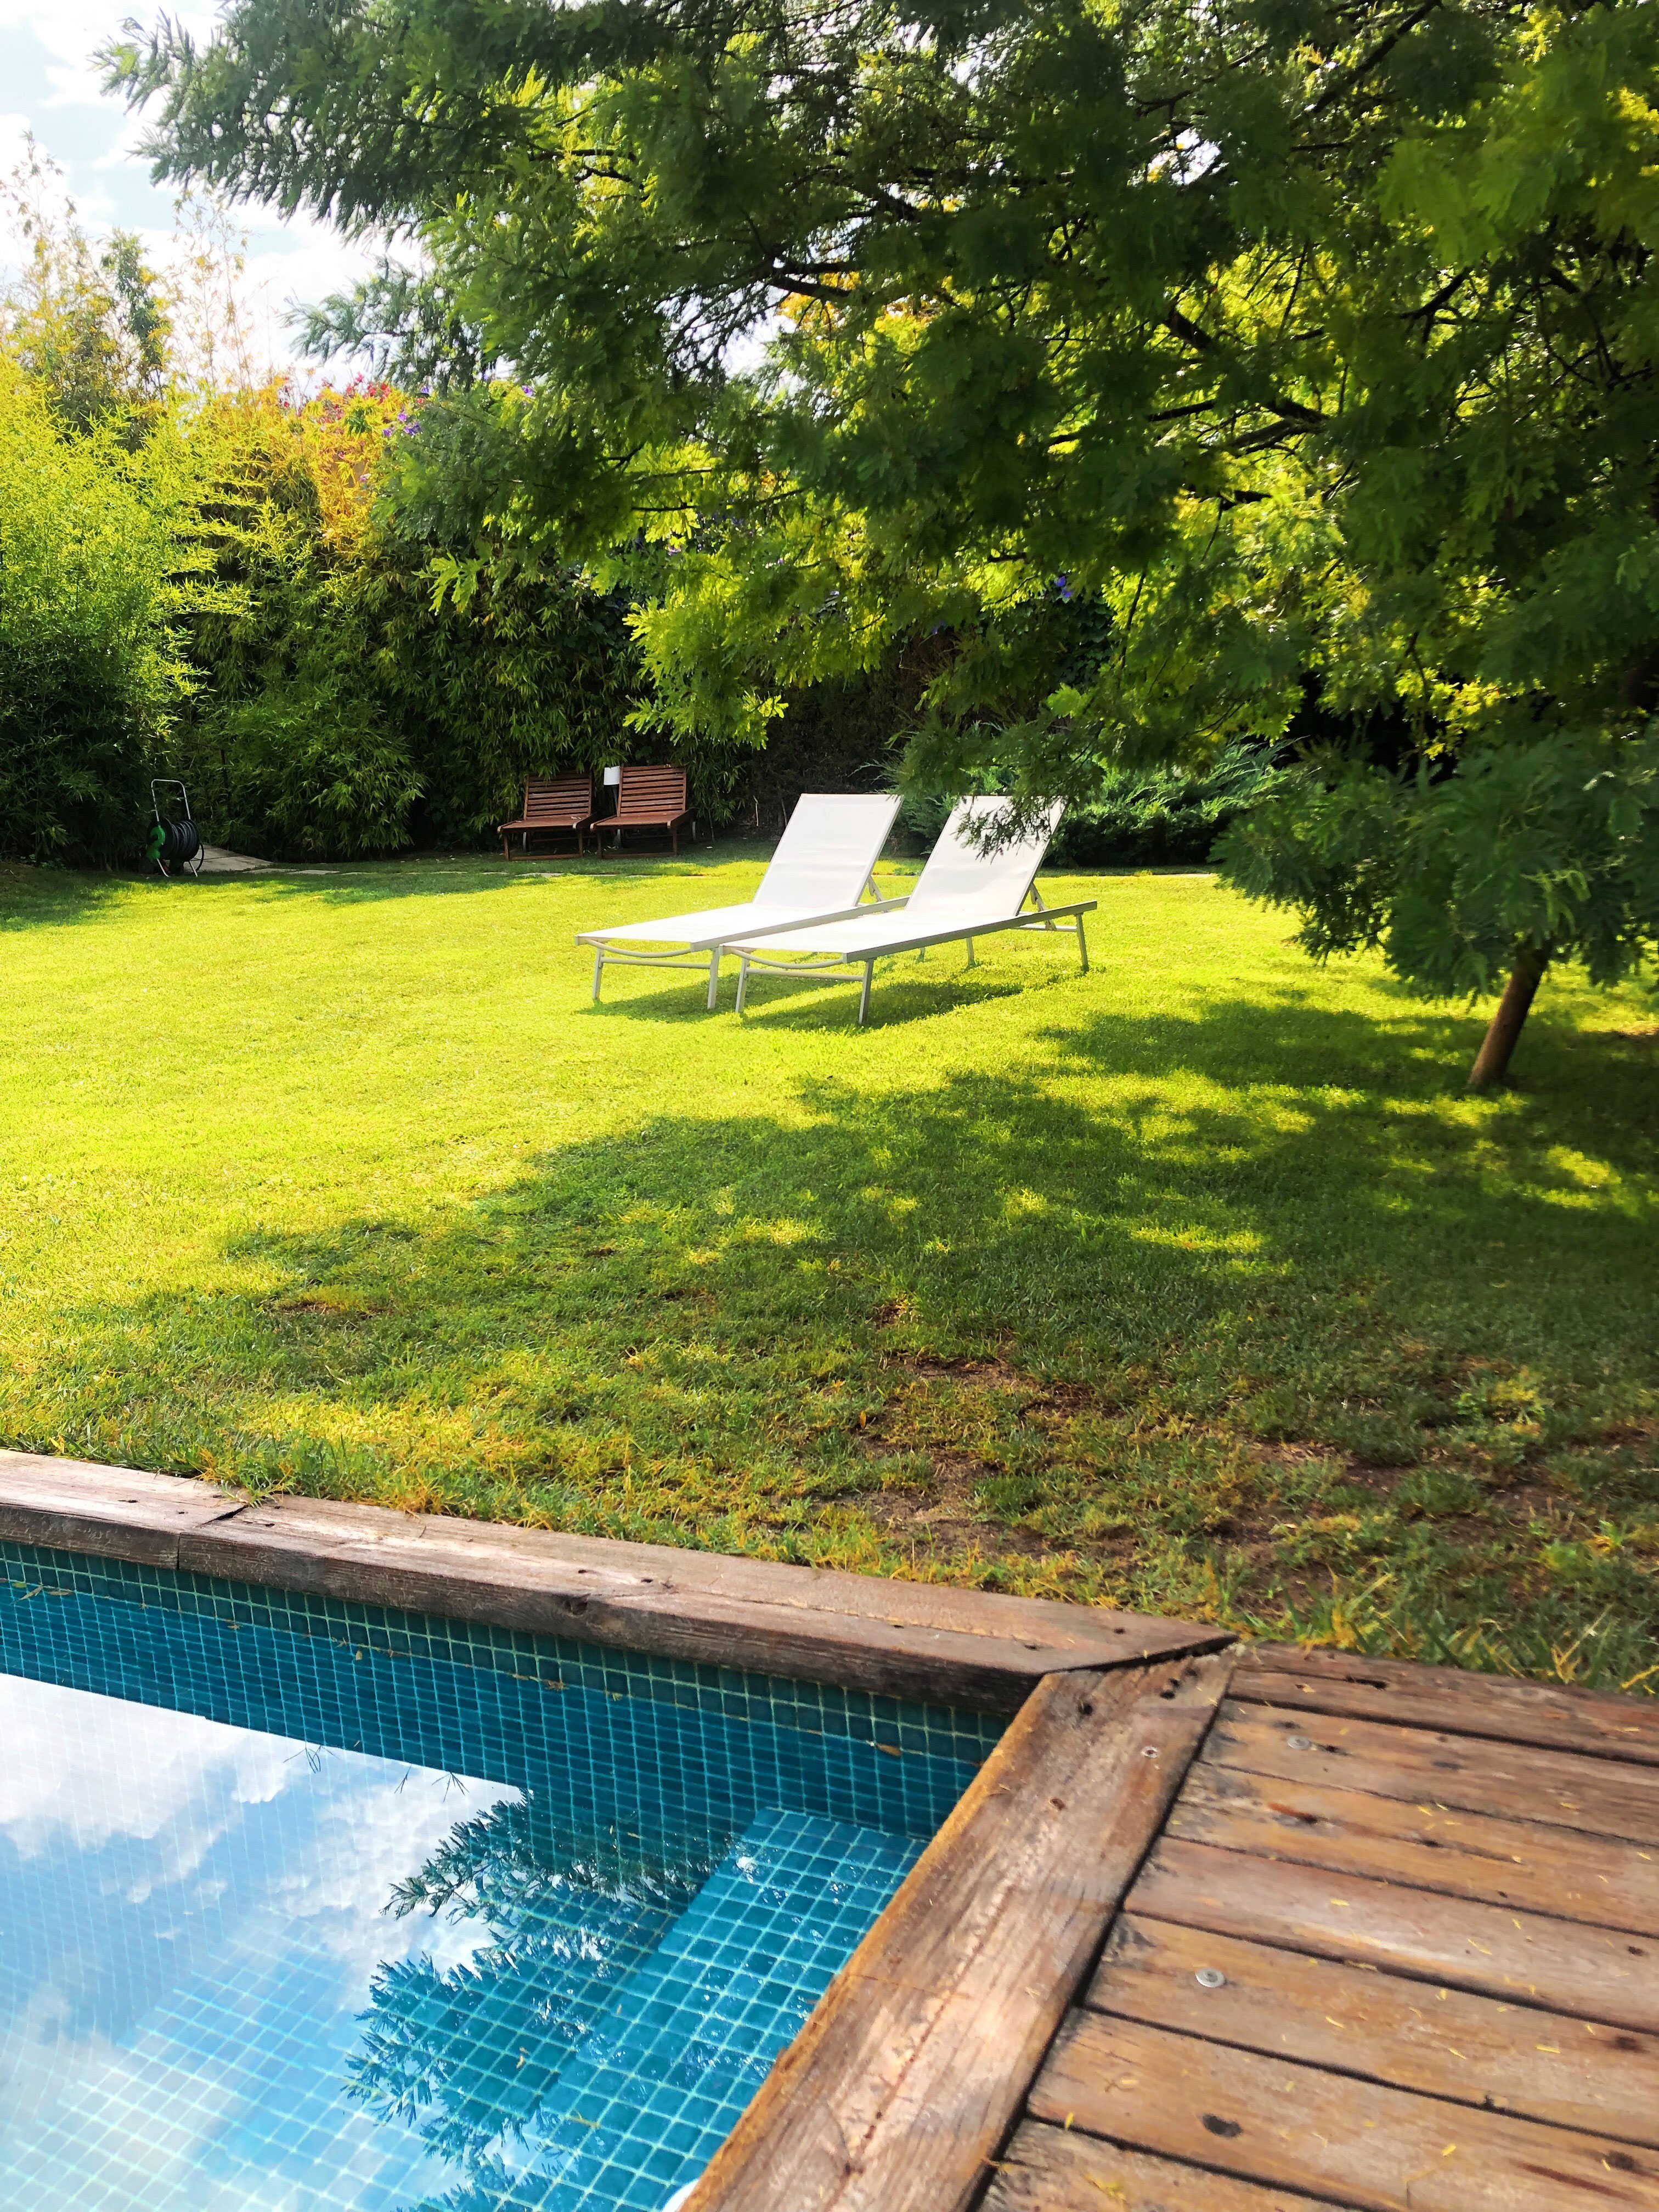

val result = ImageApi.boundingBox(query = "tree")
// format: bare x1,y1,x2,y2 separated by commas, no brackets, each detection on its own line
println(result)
0,359,190,862
347,1793,704,2185
1,140,170,436
108,0,1659,1081
170,377,646,857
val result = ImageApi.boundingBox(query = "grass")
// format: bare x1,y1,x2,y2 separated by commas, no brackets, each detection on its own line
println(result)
2,844,1656,1693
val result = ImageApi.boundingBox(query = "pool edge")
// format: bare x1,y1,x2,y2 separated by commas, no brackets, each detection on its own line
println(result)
0,1449,1231,1713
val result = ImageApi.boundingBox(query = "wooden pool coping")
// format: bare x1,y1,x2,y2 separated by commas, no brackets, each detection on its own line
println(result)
5,1451,1656,2212
0,1448,1228,1712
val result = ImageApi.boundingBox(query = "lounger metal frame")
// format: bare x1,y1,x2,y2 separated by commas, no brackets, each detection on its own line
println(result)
729,887,1095,1024
578,792,907,1008
584,876,907,1008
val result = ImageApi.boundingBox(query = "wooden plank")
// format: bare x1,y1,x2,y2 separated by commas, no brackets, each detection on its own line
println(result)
1168,1760,1659,1936
0,1452,1229,1708
1088,1912,1659,2148
0,1450,242,1567
179,1493,1229,1709
1127,1837,1659,2033
1031,2012,1659,2210
191,1497,1235,1708
1239,1646,1659,1769
983,2121,1343,2211
682,1652,1235,2212
1206,1701,1659,1847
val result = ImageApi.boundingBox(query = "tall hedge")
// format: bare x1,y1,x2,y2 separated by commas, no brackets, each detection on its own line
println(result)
0,363,185,864
162,383,646,859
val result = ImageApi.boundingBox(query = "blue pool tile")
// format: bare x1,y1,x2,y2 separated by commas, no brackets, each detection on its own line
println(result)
0,1541,999,2210
493,1809,921,2212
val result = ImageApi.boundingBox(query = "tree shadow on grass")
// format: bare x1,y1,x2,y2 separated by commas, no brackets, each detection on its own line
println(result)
0,864,154,932
0,846,777,930
241,844,764,909
33,991,1657,1526
1044,990,1659,1161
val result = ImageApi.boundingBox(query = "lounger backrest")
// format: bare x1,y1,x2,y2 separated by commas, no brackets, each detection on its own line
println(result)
614,765,688,816
755,794,902,910
906,797,1065,919
522,774,592,821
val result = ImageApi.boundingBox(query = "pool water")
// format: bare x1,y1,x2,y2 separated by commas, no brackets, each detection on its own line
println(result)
0,1543,1001,2211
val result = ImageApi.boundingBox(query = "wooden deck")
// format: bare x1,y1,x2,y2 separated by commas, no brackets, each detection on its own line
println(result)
696,1643,1659,2212
1,1454,1655,2210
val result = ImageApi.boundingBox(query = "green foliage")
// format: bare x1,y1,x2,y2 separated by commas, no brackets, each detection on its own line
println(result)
170,387,420,855
0,363,188,864
900,742,1284,866
163,383,645,859
1,141,170,437
1064,745,1285,868
0,156,650,867
108,0,1659,1048
1222,732,1659,996
384,562,646,848
199,686,421,860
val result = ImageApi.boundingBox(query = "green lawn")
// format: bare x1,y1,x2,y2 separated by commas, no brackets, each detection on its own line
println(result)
3,846,1655,1691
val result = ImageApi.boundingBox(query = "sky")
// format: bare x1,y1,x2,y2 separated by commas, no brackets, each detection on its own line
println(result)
0,0,377,373
0,1671,515,2209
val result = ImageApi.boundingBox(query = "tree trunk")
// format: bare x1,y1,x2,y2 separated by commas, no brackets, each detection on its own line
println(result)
1466,945,1550,1092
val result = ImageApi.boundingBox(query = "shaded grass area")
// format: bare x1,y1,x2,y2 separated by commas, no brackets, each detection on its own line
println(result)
2,847,1656,1691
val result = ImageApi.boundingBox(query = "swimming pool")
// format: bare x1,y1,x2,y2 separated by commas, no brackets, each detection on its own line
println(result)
0,1538,1003,2212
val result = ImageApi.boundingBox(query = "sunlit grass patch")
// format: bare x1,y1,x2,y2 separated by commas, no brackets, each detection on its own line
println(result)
2,845,1655,1689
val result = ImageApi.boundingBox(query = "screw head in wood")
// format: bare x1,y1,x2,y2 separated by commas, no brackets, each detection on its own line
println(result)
1284,1734,1313,1751
1195,1968,1227,1989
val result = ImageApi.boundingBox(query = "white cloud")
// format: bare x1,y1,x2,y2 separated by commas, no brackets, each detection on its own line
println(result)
0,0,379,369
0,1672,521,2209
273,1758,520,1977
0,0,218,107
0,1675,295,1859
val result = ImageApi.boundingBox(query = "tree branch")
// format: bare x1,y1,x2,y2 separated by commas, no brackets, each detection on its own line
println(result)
1162,308,1324,427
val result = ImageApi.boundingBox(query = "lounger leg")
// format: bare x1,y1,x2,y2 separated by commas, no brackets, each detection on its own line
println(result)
592,950,605,1002
735,955,751,1014
1077,917,1090,974
964,937,975,968
706,950,720,1011
857,960,874,1025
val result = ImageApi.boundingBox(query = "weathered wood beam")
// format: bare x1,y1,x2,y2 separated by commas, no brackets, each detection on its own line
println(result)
983,2123,1343,2211
686,1648,1238,2212
1029,2012,1659,2211
1088,1911,1659,2149
1204,1701,1659,1846
1235,1645,1659,1767
0,1451,1230,1707
1166,1758,1659,1935
1128,1836,1659,2035
0,1449,244,1564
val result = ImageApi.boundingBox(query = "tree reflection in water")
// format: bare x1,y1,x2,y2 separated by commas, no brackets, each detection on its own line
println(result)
347,1790,716,2193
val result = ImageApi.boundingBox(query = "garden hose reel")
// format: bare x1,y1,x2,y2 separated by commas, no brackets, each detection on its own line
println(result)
149,781,204,878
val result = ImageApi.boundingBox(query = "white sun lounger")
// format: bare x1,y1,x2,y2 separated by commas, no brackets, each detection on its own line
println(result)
721,797,1094,1024
577,793,904,1007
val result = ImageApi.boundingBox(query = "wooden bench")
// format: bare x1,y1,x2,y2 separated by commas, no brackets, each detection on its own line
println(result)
498,774,594,857
597,765,692,854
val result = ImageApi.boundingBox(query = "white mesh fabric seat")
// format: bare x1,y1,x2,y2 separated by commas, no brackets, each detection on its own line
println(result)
577,793,902,1007
720,798,1095,1024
